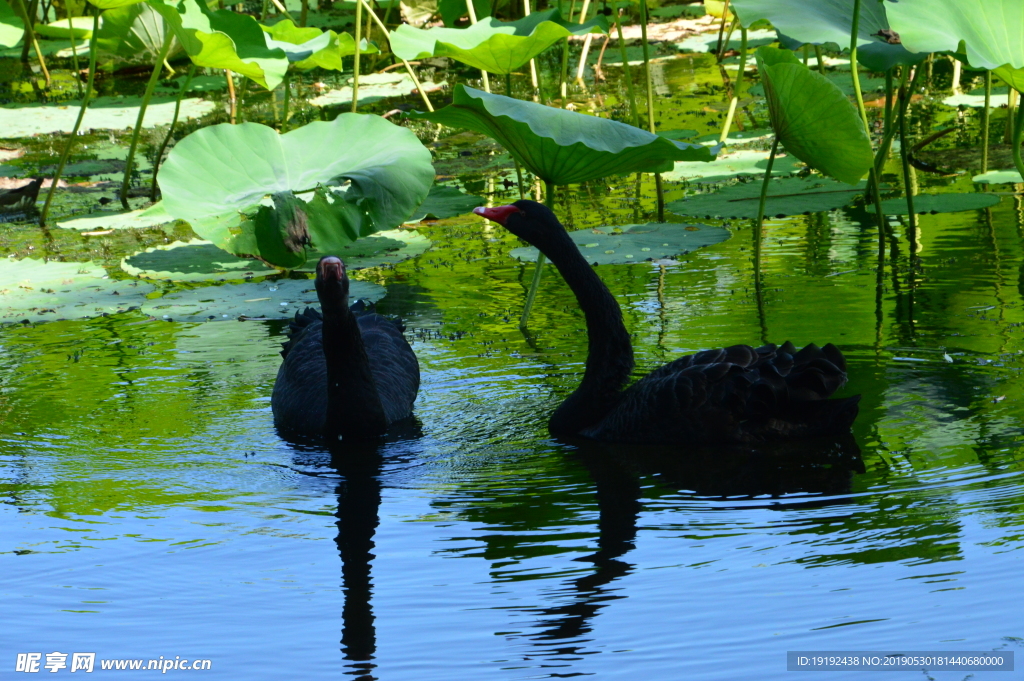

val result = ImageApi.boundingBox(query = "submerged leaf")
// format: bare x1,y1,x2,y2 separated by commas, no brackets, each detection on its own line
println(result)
667,176,868,219
121,240,280,281
410,85,717,185
509,222,731,265
57,202,175,231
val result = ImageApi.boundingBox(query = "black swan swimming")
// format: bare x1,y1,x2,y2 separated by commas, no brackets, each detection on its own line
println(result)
272,256,419,440
474,201,860,445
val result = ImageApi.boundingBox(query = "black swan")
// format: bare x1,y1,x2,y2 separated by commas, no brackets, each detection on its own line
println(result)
474,201,860,445
271,256,420,440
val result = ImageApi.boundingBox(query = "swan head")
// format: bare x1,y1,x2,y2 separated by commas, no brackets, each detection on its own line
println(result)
474,200,564,247
315,255,349,311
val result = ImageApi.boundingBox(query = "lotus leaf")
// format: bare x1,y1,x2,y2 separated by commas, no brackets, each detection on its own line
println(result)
407,185,484,222
58,202,175,231
886,0,1024,90
158,115,434,269
755,46,873,185
655,129,699,141
155,74,228,94
667,176,869,219
304,229,432,271
308,72,419,108
410,85,717,185
749,71,887,98
674,28,776,55
871,193,1001,215
260,20,375,71
664,149,803,182
121,240,279,281
390,8,608,75
400,0,437,27
943,86,1010,108
35,16,94,39
0,258,156,324
510,222,731,266
0,95,216,136
139,277,385,321
731,0,926,71
96,2,183,63
973,170,1024,184
0,0,23,49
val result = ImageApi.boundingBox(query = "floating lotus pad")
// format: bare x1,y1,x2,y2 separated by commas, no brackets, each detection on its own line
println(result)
756,47,873,185
674,28,776,54
303,229,431,270
155,75,229,94
158,115,434,269
973,170,1024,184
139,277,385,322
664,149,803,182
0,96,216,137
407,185,484,221
668,177,869,219
57,203,177,231
390,8,608,75
871,193,1001,215
0,258,156,324
121,240,280,282
510,222,731,266
731,0,927,72
411,85,717,185
307,72,421,108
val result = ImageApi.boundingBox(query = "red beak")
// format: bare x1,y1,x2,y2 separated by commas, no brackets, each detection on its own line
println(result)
318,256,345,282
473,205,522,226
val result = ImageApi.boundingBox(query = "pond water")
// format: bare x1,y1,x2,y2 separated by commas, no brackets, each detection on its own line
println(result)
2,44,1023,680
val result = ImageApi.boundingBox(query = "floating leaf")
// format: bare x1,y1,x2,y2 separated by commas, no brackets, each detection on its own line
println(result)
0,259,155,324
304,229,432,270
942,86,1010,108
390,8,607,75
973,169,1024,184
121,239,280,281
664,149,803,182
407,185,484,221
410,85,717,185
155,74,228,94
674,28,776,54
57,202,175,231
510,222,731,265
731,0,926,71
139,277,385,322
0,0,24,49
308,72,421,108
159,115,434,269
871,193,1001,215
667,176,868,219
755,46,873,185
34,16,94,39
0,95,216,136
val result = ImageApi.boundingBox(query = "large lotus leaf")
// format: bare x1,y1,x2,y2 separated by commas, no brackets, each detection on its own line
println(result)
148,0,288,90
664,149,803,182
755,46,872,185
140,277,385,321
667,176,869,219
96,2,183,63
509,222,730,266
410,85,717,185
0,1,22,49
886,0,1024,87
0,95,215,135
973,170,1024,184
121,240,279,281
390,8,608,74
261,21,377,71
731,0,926,71
749,70,888,98
35,16,94,39
159,115,434,269
0,259,156,324
871,193,1001,215
407,185,484,221
57,202,175,230
304,229,432,270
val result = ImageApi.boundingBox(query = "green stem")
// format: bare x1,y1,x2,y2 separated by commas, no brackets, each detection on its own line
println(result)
151,62,195,202
753,135,778,345
981,70,991,174
39,11,99,226
719,26,747,143
849,0,870,138
814,44,824,72
638,0,662,220
559,37,569,106
519,180,555,329
713,0,731,62
507,72,525,200
612,7,638,126
1012,93,1024,185
67,12,82,97
120,30,175,210
898,72,917,250
281,70,291,131
13,0,50,87
802,44,809,66
352,0,362,113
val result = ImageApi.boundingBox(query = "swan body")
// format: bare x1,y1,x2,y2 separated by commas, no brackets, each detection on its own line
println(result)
272,256,419,440
475,201,859,445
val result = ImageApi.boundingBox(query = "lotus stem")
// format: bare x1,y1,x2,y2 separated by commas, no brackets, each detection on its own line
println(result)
507,72,525,199
465,0,490,93
67,12,82,97
519,180,555,329
383,0,396,26
981,70,991,174
814,45,824,72
951,57,961,94
352,0,362,112
523,0,539,94
226,68,237,123
802,44,809,66
1012,94,1024,186
898,70,917,249
753,135,778,336
1005,88,1017,145
573,0,592,81
151,63,195,202
13,0,50,88
871,68,895,178
719,26,747,143
119,30,175,210
713,0,730,62
281,71,291,130
300,0,308,26
268,0,296,22
559,37,569,106
637,0,663,220
717,18,738,63
612,6,638,126
39,11,99,227
848,0,870,139
355,0,434,111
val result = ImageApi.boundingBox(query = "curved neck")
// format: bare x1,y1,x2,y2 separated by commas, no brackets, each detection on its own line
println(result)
535,228,635,435
321,303,389,440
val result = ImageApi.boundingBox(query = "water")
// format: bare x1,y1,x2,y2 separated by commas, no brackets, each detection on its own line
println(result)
3,49,1023,680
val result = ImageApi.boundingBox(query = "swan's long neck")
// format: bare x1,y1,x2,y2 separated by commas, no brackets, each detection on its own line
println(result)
537,227,635,436
321,300,389,440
